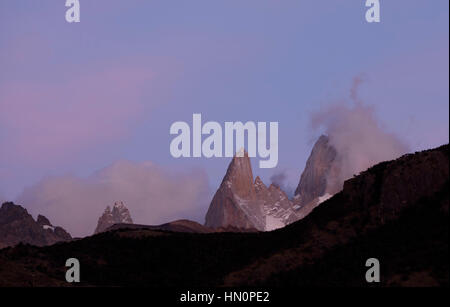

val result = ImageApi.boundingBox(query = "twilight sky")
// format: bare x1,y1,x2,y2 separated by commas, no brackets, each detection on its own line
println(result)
0,1,448,234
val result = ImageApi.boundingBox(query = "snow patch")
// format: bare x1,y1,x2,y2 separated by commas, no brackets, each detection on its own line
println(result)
265,215,285,231
318,193,332,204
43,225,55,231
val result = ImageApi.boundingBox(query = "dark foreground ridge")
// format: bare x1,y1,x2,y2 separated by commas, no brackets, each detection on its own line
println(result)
0,144,448,287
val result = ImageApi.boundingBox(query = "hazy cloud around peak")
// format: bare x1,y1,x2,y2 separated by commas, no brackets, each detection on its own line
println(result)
311,77,409,191
16,160,211,237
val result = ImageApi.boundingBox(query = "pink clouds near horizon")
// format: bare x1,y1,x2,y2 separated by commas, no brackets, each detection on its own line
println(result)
16,159,211,237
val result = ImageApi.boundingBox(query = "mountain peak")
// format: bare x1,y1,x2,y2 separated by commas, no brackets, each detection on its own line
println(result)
221,149,254,199
0,202,28,218
36,215,52,227
113,201,126,209
205,152,300,231
236,147,246,157
294,134,338,205
95,201,133,234
0,202,71,248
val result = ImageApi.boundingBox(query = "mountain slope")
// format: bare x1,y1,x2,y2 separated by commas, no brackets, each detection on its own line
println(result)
224,144,449,285
106,219,213,234
0,144,447,287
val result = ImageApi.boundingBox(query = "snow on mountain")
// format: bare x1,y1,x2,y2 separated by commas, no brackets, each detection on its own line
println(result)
205,135,342,232
94,201,133,234
205,151,301,231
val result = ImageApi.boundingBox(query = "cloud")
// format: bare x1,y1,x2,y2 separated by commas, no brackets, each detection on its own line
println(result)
16,161,211,237
311,77,409,192
0,49,178,198
269,171,295,198
349,74,366,104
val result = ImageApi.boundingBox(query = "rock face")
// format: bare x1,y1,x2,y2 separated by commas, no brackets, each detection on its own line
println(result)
205,151,261,230
294,135,338,204
94,201,133,234
205,135,346,231
291,135,340,218
205,151,299,231
0,202,71,249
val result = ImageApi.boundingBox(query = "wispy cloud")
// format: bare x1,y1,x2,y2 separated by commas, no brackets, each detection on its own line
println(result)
311,77,409,191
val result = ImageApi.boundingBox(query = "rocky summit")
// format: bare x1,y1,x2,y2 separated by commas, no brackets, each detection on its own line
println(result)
94,201,133,234
294,135,338,203
0,202,71,249
289,135,340,218
205,135,343,231
205,151,300,231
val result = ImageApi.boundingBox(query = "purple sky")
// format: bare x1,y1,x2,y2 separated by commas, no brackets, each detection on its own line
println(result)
0,1,448,230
